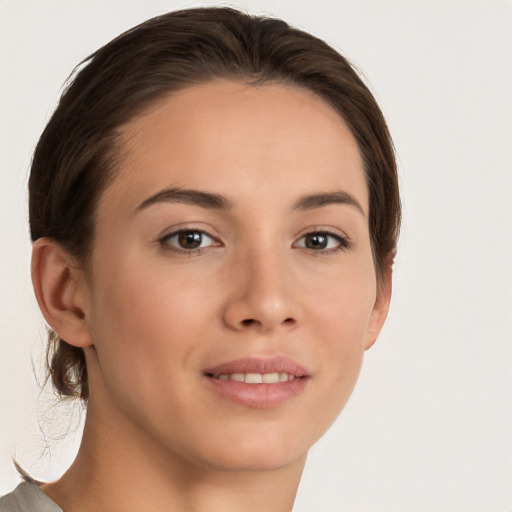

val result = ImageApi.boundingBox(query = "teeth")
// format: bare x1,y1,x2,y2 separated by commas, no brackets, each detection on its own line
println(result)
215,372,296,383
262,372,279,383
245,373,263,384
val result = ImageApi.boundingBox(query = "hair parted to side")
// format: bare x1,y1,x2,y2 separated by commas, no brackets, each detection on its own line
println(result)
29,7,401,402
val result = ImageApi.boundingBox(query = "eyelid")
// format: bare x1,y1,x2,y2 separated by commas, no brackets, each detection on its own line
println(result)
156,221,222,243
158,225,222,254
293,226,352,253
156,224,351,256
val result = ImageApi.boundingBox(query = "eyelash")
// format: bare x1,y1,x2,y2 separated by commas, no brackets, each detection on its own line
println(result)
158,228,351,255
293,229,352,254
159,229,218,255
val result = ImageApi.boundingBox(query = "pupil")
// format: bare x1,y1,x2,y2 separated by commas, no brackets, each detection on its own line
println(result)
306,233,327,249
178,231,202,249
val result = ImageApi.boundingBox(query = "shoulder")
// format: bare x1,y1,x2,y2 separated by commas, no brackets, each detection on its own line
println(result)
0,483,62,512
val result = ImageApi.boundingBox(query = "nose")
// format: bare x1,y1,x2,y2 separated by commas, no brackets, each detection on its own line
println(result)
222,248,299,333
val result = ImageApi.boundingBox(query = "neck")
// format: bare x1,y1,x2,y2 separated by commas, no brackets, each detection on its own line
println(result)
41,397,306,512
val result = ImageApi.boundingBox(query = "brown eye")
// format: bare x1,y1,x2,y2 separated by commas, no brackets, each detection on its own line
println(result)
304,233,329,249
178,231,203,249
161,230,216,252
295,231,350,252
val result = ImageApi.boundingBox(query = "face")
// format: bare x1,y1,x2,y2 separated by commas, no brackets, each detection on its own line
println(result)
79,80,389,472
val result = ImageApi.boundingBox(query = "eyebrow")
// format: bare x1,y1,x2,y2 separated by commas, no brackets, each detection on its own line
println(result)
136,187,364,215
136,187,233,212
292,190,365,215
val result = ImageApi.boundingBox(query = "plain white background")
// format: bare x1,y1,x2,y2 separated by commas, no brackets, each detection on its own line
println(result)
1,1,511,510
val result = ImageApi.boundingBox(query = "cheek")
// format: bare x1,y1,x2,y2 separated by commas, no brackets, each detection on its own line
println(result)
85,257,218,442
86,254,213,395
307,255,377,340
306,259,376,401
91,247,213,336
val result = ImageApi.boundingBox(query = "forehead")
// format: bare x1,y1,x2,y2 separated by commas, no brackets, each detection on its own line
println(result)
105,80,367,214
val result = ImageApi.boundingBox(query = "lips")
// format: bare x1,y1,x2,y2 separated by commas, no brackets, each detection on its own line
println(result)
204,356,308,377
203,356,309,409
213,372,296,383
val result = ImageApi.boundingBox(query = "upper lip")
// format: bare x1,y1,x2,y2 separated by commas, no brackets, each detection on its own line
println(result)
203,356,309,378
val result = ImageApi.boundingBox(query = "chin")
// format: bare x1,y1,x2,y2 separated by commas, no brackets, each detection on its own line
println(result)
181,423,315,473
199,446,307,473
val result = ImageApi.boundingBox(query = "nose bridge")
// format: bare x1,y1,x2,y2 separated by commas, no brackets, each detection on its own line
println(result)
223,237,298,332
246,245,287,302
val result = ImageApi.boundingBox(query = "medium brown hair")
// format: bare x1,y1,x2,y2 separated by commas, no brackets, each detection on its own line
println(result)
29,7,400,401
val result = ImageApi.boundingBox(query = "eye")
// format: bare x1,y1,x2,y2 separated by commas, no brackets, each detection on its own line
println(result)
160,230,217,252
294,231,350,252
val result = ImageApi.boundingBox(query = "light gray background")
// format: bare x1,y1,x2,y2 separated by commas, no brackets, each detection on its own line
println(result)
1,1,511,510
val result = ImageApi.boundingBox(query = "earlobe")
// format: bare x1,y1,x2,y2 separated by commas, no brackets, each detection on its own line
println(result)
364,261,393,351
31,238,92,348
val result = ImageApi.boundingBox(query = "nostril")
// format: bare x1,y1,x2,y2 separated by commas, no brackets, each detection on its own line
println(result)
238,317,295,329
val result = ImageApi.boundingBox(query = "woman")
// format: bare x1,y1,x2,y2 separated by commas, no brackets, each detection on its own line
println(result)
0,6,400,511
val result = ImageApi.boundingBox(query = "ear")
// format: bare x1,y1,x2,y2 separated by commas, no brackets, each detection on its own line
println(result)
31,238,92,348
364,255,394,351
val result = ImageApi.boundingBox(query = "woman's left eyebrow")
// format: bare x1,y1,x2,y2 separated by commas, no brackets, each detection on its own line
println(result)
292,190,365,215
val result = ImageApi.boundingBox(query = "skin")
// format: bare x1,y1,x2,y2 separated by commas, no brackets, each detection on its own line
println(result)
32,80,391,512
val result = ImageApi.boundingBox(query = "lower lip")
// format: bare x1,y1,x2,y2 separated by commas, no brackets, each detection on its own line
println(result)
205,376,308,409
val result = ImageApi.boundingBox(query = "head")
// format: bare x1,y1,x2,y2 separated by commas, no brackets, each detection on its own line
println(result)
29,7,400,469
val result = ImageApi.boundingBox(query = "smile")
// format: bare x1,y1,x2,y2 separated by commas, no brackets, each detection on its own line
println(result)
212,372,296,383
203,357,309,408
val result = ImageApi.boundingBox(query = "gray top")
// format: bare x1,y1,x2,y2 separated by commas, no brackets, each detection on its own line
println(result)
0,483,62,512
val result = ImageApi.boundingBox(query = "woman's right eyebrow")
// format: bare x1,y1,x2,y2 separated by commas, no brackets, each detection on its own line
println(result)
135,187,233,212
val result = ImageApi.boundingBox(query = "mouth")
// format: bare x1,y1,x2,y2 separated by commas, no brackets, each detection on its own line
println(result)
203,356,309,409
206,372,298,383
